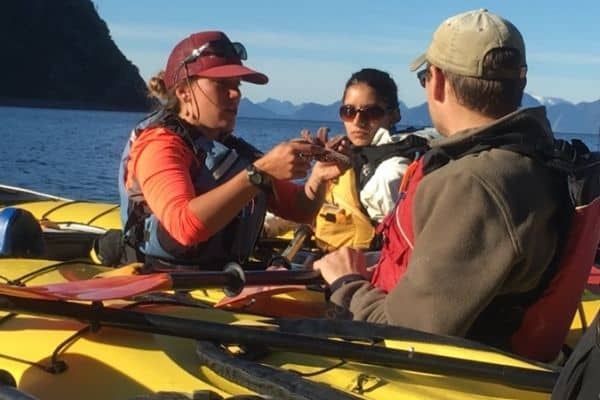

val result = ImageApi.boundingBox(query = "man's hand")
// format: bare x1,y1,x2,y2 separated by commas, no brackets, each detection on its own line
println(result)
313,247,370,285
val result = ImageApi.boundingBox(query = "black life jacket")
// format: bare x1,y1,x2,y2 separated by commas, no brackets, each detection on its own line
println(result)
551,311,600,399
351,128,430,191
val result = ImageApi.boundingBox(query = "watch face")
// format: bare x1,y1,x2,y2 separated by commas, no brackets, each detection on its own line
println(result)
247,165,270,191
247,166,262,185
251,171,263,185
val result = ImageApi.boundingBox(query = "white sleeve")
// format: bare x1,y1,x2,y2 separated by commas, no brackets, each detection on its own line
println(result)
359,156,410,222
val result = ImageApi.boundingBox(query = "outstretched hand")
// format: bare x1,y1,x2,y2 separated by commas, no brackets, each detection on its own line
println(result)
256,126,355,181
254,141,325,180
299,127,351,189
300,127,351,166
313,247,370,285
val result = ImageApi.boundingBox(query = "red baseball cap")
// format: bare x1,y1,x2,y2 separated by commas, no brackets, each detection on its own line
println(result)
163,31,268,89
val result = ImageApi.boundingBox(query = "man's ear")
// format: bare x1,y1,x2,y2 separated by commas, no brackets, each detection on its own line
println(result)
430,66,446,103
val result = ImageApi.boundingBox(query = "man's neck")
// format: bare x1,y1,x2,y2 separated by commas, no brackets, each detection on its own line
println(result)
443,104,498,137
447,112,496,136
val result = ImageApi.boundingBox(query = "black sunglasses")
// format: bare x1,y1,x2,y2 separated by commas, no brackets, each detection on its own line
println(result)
417,68,431,88
182,40,248,65
339,104,387,122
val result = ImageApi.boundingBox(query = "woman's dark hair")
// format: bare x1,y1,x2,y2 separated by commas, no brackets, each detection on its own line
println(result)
342,68,400,110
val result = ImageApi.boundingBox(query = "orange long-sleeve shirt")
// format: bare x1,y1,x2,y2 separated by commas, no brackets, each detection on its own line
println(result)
126,128,306,246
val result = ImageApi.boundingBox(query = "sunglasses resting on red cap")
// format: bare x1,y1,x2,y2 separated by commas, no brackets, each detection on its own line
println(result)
163,31,268,90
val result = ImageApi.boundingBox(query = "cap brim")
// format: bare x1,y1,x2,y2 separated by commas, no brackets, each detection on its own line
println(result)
409,53,427,72
196,64,269,85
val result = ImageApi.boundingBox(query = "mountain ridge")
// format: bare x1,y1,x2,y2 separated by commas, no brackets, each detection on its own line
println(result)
240,94,600,134
0,1,596,132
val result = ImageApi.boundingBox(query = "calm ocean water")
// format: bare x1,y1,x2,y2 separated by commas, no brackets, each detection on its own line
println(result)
0,106,597,202
0,106,344,201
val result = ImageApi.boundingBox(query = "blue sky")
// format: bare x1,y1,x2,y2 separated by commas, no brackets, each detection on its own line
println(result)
95,0,599,107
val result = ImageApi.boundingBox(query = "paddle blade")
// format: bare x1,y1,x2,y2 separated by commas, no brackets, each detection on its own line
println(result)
0,274,173,301
94,263,144,278
215,285,326,318
0,283,60,300
588,265,600,294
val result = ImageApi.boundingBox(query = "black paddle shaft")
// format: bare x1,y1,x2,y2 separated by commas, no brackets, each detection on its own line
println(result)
0,294,559,393
163,264,324,296
144,224,318,296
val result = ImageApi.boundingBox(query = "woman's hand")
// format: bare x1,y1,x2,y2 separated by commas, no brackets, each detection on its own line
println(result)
254,141,324,180
323,133,351,173
305,158,347,199
311,160,345,182
302,128,352,199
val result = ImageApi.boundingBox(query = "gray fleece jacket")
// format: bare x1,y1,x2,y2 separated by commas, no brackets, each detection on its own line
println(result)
328,107,568,345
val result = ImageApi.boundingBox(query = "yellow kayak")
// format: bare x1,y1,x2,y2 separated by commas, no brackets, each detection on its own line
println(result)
0,184,121,231
0,257,599,399
2,184,600,398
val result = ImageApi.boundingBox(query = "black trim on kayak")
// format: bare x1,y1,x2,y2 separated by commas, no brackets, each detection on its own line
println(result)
0,348,61,376
131,392,267,399
0,297,210,378
272,318,559,371
47,326,90,374
127,292,214,309
195,341,361,400
0,294,560,392
40,200,90,221
86,205,119,226
0,385,40,400
41,231,101,261
0,260,93,286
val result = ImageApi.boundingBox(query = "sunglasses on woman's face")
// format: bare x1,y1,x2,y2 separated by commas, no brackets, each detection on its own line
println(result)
339,104,386,122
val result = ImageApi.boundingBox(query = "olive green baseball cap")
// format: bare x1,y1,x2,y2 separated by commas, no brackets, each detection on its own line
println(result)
410,9,527,80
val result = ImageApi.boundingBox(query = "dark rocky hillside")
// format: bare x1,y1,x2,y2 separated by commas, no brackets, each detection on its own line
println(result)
0,0,152,111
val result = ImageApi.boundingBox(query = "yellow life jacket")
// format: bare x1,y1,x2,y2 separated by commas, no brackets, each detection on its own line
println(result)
314,168,375,251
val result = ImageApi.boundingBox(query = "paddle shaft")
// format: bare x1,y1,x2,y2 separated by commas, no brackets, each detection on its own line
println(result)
280,224,313,262
144,225,317,295
0,294,559,393
165,268,324,291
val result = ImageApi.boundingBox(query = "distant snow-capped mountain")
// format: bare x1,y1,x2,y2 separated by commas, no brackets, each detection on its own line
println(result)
530,95,572,107
240,93,600,134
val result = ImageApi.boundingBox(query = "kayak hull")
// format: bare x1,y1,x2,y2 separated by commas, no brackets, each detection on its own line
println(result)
0,258,597,399
1,185,599,398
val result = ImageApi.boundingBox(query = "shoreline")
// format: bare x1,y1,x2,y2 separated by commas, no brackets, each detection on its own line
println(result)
0,97,151,113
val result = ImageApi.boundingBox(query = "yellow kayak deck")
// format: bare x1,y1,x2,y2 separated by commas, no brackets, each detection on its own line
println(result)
0,258,598,399
2,188,600,398
9,199,122,230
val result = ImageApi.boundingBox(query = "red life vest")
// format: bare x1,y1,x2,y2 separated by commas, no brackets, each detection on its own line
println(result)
369,156,600,361
370,158,424,292
511,197,600,361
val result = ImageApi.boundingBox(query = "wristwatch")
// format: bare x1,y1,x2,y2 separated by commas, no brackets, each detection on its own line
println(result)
246,164,272,191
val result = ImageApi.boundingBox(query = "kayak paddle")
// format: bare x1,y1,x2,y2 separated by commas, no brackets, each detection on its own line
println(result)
0,264,324,301
0,291,559,392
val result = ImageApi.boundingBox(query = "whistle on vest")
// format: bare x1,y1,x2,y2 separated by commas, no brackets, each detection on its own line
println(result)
320,204,350,224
